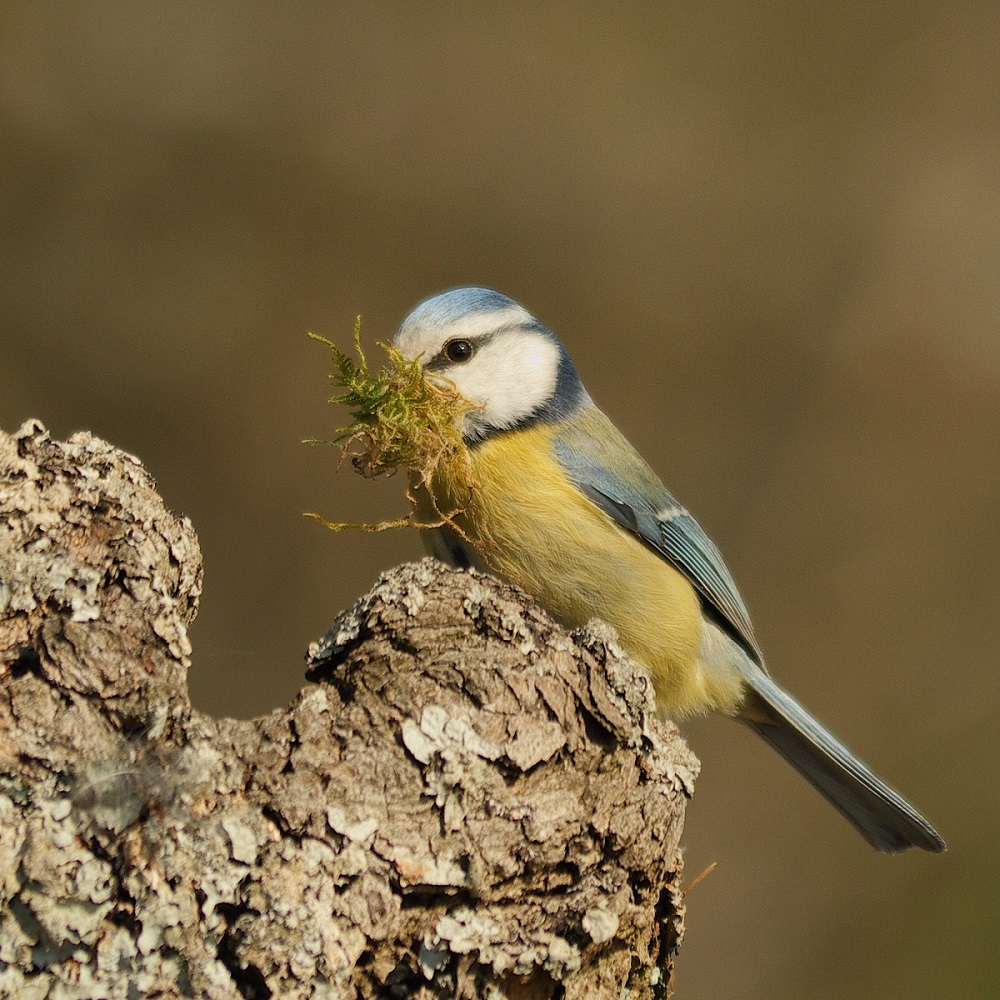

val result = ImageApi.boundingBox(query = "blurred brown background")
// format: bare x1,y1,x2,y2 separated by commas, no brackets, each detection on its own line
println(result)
2,3,996,997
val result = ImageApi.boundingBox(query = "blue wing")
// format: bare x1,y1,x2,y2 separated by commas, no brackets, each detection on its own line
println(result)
552,406,763,662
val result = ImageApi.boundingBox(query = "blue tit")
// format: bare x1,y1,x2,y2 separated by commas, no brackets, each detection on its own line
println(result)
392,287,945,853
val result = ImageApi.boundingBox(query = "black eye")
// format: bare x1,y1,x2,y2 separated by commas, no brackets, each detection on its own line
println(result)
444,338,474,363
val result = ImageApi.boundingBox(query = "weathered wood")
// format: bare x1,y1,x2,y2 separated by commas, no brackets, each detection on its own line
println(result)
0,421,697,999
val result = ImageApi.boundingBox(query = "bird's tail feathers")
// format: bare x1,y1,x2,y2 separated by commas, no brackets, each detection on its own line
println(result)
736,667,945,853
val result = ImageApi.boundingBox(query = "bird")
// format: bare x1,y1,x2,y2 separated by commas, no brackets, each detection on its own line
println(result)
392,286,945,853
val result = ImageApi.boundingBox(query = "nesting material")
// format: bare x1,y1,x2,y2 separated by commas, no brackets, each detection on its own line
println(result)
307,320,480,534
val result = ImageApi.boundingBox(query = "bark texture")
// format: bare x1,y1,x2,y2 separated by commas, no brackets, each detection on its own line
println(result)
0,420,699,999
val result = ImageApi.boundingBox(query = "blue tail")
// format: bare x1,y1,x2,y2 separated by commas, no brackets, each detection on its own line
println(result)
737,668,944,853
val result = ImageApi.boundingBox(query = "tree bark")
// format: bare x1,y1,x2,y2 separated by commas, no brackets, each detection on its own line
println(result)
0,420,699,999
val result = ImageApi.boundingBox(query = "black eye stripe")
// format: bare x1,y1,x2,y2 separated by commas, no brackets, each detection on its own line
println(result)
421,327,508,372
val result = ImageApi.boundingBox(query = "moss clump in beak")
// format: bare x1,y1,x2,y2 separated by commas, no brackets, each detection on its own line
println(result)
306,318,479,533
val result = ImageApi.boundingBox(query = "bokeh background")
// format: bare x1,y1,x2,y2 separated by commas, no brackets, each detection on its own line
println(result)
2,4,997,997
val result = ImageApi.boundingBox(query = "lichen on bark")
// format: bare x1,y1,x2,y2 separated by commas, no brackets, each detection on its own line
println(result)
0,421,697,999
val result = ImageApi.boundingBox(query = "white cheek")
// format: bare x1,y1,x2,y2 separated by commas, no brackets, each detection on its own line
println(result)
453,333,561,431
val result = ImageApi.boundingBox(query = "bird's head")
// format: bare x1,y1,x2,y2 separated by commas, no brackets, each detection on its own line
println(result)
393,287,589,444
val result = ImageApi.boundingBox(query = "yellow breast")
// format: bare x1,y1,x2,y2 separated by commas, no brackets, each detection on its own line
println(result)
427,425,745,718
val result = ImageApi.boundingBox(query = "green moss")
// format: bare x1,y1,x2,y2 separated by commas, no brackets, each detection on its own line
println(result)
306,317,478,533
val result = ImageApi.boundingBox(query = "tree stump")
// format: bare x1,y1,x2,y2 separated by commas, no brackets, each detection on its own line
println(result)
0,420,698,999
